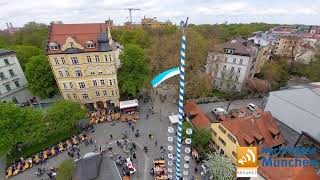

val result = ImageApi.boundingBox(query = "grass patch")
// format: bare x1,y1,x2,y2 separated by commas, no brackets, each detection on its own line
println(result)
57,159,74,180
208,89,226,97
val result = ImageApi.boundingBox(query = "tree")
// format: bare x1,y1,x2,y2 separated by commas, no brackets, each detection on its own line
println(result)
204,153,236,180
118,44,149,96
260,58,289,89
246,78,271,94
25,54,57,98
0,102,45,155
57,159,74,180
8,45,43,70
193,128,211,150
46,100,87,133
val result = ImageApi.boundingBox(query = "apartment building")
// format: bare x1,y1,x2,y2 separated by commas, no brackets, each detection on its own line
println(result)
46,23,120,109
0,49,31,103
273,36,303,57
206,38,259,92
210,107,285,163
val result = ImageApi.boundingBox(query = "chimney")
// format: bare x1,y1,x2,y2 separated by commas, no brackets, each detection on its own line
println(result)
253,109,262,119
238,107,247,118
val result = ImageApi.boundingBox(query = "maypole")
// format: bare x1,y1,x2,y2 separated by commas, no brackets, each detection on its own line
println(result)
175,17,188,179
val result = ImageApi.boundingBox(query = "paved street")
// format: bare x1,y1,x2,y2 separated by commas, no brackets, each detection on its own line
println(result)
198,98,263,121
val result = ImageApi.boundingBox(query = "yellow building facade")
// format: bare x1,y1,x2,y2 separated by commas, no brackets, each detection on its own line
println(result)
211,123,240,163
47,23,119,109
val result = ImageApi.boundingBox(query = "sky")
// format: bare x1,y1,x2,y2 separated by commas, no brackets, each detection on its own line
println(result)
0,0,320,29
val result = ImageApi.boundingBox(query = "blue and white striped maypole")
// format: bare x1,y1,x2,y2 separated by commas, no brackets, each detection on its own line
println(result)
176,17,188,180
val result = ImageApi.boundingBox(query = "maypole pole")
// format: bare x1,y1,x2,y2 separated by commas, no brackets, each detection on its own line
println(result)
175,17,188,180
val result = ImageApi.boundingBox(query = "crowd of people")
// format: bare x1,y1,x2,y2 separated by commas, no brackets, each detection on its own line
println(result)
5,133,89,178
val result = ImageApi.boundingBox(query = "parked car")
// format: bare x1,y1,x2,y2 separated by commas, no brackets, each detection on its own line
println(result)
247,103,257,111
212,108,228,117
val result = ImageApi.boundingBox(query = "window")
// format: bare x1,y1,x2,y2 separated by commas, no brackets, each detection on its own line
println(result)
219,82,223,87
49,43,59,50
239,59,243,65
100,80,105,86
237,68,241,74
0,72,5,80
219,125,226,134
228,134,236,143
104,55,108,62
103,90,107,96
218,137,226,146
79,82,86,89
73,94,77,99
69,82,73,88
235,76,239,82
5,84,11,91
86,41,95,48
111,90,114,96
65,70,70,76
14,81,20,87
90,71,95,75
71,57,79,64
232,85,236,91
62,83,67,89
232,151,237,158
223,65,226,71
4,59,9,65
96,91,100,96
93,80,97,87
233,58,236,63
61,57,66,64
67,94,71,99
211,129,217,136
229,75,233,80
70,42,74,47
95,55,100,62
75,70,82,77
98,69,103,75
109,79,113,86
9,69,15,77
113,79,116,85
109,54,112,61
106,67,110,74
221,73,225,79
231,66,234,73
87,56,92,63
54,58,59,65
225,57,228,62
58,71,63,77
82,94,89,99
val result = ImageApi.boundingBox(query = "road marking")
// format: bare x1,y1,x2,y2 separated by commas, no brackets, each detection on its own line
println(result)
113,161,122,179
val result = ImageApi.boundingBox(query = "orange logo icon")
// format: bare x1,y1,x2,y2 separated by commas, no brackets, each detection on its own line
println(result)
237,147,258,168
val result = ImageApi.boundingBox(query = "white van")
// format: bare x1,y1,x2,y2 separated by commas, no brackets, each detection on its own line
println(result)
212,108,228,117
247,103,257,111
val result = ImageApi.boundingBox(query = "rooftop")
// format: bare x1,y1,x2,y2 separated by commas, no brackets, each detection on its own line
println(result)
47,23,112,54
219,107,285,155
265,83,320,140
0,49,15,56
213,37,258,56
185,101,211,129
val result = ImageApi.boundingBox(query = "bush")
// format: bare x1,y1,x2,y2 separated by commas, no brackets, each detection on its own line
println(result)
57,159,74,180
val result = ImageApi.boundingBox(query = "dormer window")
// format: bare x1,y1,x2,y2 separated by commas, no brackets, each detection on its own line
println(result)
49,43,59,50
86,41,95,48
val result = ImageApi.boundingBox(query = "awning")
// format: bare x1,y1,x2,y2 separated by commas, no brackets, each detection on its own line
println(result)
169,114,179,124
120,99,139,109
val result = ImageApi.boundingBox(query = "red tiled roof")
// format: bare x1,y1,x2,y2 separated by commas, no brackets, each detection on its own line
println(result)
221,110,285,155
258,158,320,180
185,102,211,129
47,23,108,54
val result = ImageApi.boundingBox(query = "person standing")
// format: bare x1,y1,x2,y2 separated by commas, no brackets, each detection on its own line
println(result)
155,140,158,147
131,126,134,132
109,134,113,139
133,152,136,159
